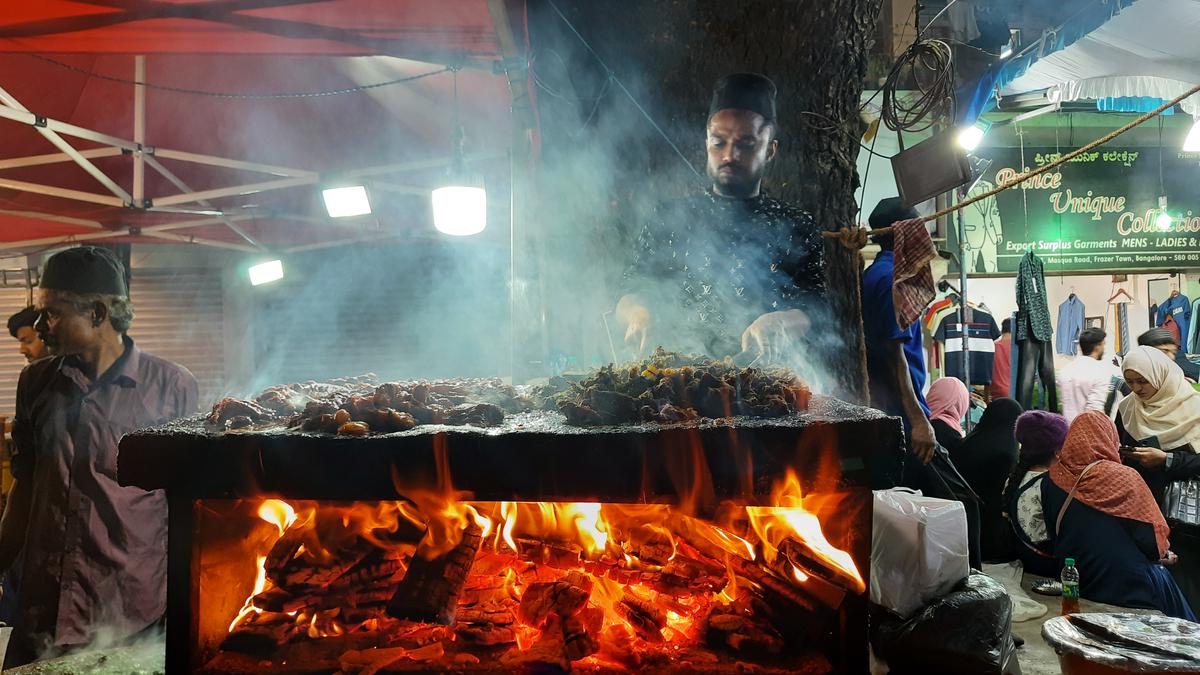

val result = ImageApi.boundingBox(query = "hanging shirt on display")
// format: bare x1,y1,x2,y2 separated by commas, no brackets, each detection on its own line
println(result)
1156,293,1191,353
934,306,1002,385
1016,251,1053,343
1055,295,1086,356
1189,297,1200,355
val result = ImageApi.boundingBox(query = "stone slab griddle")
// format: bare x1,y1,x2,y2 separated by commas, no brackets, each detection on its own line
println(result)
118,396,901,502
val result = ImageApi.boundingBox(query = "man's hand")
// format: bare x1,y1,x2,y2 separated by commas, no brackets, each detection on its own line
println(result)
740,309,811,363
615,294,652,353
910,419,937,465
1128,446,1168,469
1161,550,1179,566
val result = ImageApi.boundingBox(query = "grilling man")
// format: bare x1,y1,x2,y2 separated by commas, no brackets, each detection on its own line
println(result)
0,247,198,667
616,73,826,361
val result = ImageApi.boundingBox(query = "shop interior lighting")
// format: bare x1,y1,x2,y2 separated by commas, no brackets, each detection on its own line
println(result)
956,124,987,151
322,185,372,218
431,70,487,236
1157,195,1174,230
249,259,284,286
1184,119,1200,153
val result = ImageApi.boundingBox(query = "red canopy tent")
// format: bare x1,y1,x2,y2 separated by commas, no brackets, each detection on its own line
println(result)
0,0,530,256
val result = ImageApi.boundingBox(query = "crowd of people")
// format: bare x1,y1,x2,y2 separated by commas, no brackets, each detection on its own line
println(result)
856,195,1200,620
907,335,1200,620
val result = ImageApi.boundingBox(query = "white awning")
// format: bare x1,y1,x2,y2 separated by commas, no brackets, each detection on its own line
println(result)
1001,0,1200,118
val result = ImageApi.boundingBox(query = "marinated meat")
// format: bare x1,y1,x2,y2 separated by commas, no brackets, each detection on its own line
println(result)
208,397,275,425
254,385,311,416
538,347,810,426
445,403,504,427
208,376,529,435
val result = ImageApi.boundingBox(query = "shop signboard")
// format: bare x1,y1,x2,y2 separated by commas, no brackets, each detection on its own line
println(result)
952,146,1200,273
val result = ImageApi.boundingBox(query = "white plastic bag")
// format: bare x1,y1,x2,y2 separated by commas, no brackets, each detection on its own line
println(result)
871,488,970,618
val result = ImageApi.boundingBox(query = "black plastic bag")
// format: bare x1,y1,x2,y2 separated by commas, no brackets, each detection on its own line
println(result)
871,572,1022,675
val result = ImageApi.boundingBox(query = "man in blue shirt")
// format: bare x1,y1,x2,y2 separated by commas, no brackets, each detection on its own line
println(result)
862,198,936,482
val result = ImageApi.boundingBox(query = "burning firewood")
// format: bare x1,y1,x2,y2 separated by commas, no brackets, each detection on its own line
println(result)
704,606,784,656
338,642,445,675
500,614,570,673
517,579,590,627
222,622,292,656
778,536,863,595
614,594,667,642
387,523,483,624
598,623,643,669
729,555,821,614
562,612,601,661
513,536,584,568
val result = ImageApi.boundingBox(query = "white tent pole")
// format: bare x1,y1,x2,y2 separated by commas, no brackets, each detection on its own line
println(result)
151,148,316,178
139,231,260,252
0,176,123,206
0,214,256,254
0,209,104,229
133,55,146,206
0,147,122,171
143,155,267,250
141,215,255,233
0,104,138,150
151,176,316,207
0,229,130,252
0,85,131,203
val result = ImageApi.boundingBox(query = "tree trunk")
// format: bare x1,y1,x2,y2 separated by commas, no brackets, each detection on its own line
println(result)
527,0,881,402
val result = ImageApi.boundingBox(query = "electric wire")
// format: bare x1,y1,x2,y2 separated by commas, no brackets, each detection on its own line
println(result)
26,54,450,100
880,38,957,135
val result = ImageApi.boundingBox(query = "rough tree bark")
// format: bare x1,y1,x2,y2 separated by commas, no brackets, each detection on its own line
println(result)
528,0,882,402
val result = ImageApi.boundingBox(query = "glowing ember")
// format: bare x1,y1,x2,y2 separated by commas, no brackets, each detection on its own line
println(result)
220,476,864,671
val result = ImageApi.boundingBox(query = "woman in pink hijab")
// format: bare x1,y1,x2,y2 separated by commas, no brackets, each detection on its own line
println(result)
927,377,970,451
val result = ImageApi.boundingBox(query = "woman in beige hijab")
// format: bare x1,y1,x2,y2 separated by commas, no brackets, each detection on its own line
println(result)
1118,345,1200,460
1119,344,1200,612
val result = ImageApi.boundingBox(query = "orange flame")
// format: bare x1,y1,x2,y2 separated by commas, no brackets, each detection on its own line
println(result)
491,502,614,558
258,499,297,535
228,555,267,632
746,469,864,593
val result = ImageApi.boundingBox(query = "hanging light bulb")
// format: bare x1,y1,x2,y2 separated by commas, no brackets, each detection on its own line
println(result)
432,70,487,236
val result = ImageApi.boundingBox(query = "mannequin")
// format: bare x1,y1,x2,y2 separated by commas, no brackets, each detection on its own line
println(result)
1014,251,1057,410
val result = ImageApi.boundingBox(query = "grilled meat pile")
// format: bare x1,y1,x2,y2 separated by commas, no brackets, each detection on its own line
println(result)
205,350,809,434
207,376,531,434
537,348,810,426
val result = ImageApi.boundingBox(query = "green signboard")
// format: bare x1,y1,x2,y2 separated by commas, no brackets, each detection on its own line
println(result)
951,147,1200,273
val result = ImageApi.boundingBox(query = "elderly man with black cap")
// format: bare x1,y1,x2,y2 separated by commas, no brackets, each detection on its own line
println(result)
616,72,826,363
0,246,198,667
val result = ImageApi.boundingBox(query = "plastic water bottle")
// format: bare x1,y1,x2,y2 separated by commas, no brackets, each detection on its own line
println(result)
1061,557,1080,615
